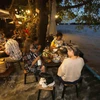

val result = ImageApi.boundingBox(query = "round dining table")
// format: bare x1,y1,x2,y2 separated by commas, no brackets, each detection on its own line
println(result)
43,60,61,68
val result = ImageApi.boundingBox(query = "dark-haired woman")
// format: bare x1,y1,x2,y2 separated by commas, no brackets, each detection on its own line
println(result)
22,39,45,75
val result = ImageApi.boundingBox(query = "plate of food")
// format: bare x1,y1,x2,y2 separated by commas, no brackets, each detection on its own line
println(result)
45,59,52,63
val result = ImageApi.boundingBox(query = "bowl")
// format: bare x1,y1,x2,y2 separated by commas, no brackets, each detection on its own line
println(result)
53,49,58,53
52,58,60,63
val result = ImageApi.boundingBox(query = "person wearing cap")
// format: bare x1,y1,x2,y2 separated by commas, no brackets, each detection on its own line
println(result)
57,46,84,83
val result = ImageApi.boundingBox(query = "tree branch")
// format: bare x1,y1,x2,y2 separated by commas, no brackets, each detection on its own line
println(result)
9,0,15,11
58,0,93,10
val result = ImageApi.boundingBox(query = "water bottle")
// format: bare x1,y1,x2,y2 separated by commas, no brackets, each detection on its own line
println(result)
37,59,42,66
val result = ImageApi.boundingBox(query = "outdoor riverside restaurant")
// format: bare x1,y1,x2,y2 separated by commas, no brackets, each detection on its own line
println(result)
0,26,100,100
0,2,100,100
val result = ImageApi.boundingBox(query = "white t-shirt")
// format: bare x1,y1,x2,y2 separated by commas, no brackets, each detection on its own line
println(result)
57,57,84,82
5,39,22,60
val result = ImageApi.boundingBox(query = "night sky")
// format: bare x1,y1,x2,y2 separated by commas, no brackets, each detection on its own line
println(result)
0,0,12,9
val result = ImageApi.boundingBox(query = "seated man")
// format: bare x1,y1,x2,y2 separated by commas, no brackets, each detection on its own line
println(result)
57,46,84,83
50,32,64,50
4,30,22,63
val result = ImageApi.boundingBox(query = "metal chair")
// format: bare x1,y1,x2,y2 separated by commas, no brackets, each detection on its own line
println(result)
24,69,38,84
37,84,55,100
62,77,83,99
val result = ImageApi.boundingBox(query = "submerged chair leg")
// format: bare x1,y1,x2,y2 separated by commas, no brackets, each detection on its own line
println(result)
24,74,27,84
18,61,22,70
37,90,41,100
75,84,79,98
51,87,55,100
62,86,66,99
35,76,38,82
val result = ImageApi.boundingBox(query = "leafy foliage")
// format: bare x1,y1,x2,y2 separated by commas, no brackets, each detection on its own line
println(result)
57,0,100,24
56,0,100,30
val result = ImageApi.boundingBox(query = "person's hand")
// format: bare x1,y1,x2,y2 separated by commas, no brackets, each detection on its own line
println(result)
32,56,40,66
36,56,40,61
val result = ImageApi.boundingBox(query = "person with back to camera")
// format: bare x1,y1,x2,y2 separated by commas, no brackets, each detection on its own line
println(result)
57,46,84,84
4,30,22,65
50,32,64,50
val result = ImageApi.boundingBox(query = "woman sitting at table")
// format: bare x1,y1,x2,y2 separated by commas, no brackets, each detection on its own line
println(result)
50,32,64,50
57,46,84,83
30,37,41,55
22,39,45,75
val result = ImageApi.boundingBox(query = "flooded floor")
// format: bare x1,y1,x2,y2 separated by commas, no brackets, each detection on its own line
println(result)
0,65,100,100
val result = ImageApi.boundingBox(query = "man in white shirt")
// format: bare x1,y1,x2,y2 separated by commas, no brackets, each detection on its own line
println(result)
57,46,84,83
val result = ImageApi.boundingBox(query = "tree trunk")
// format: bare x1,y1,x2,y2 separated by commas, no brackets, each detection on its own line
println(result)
46,0,52,36
36,0,48,51
49,0,57,35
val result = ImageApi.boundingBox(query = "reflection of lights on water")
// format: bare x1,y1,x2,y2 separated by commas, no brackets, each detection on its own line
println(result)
55,15,59,18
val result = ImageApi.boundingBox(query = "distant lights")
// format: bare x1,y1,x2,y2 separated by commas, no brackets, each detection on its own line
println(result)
15,9,17,11
26,10,31,14
16,12,18,14
55,15,59,18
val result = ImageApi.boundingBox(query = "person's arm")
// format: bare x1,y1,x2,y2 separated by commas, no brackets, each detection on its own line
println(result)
31,56,40,67
4,44,10,55
57,59,66,77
